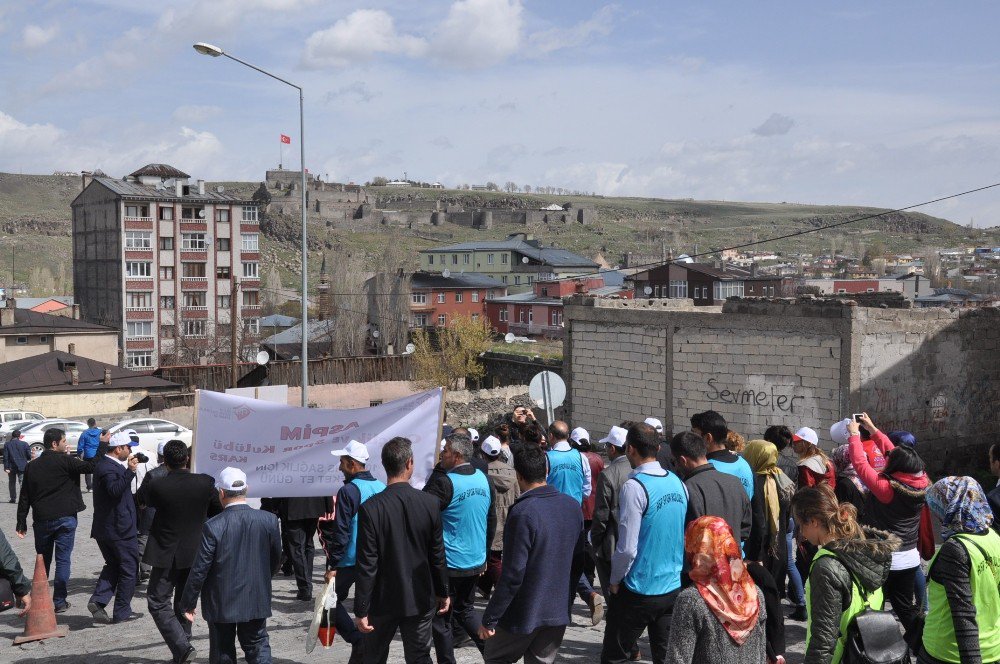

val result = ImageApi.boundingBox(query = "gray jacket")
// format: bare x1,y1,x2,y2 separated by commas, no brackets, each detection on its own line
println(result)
590,454,631,561
666,586,767,664
486,458,520,551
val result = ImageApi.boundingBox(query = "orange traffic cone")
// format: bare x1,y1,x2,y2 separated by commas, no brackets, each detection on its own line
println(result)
13,553,69,645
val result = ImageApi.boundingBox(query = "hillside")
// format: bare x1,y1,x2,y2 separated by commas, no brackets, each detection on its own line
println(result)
2,171,997,299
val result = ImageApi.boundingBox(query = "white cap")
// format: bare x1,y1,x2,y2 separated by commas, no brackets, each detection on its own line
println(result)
794,427,819,446
440,439,447,451
157,441,167,456
481,436,502,457
124,429,141,446
598,425,628,448
644,417,664,433
830,419,851,446
108,431,132,448
330,440,370,464
217,467,247,491
468,428,480,442
570,427,590,445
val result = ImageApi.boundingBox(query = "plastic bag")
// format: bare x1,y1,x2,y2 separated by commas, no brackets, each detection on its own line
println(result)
306,578,338,653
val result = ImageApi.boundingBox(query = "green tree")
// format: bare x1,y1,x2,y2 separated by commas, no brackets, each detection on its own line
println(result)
412,315,492,390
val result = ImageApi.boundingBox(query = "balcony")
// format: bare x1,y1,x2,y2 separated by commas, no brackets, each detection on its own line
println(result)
123,216,153,222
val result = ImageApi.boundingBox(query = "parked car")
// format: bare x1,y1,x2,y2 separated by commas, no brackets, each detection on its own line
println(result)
19,419,88,457
0,411,45,436
108,418,192,449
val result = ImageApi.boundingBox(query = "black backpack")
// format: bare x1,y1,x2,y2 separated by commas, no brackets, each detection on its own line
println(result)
841,565,910,664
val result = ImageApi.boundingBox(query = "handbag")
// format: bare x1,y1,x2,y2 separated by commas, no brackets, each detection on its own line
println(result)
0,577,16,612
842,570,910,664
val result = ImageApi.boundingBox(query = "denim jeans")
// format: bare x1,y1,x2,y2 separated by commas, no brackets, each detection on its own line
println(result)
786,519,805,607
33,515,77,608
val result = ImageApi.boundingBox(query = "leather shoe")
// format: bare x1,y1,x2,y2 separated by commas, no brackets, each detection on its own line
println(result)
88,601,110,623
177,645,197,664
54,602,71,614
113,612,143,623
296,591,313,601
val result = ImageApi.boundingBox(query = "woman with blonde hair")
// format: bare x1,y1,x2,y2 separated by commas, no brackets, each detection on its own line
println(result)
792,484,899,664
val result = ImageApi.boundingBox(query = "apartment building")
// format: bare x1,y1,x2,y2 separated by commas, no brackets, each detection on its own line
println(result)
71,164,261,370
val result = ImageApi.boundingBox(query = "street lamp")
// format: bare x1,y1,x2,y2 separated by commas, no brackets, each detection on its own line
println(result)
193,42,309,406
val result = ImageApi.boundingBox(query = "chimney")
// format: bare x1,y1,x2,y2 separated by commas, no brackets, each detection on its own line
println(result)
0,298,14,327
103,368,112,385
175,181,183,197
68,343,76,354
70,367,79,386
81,171,93,191
72,304,80,320
197,179,205,195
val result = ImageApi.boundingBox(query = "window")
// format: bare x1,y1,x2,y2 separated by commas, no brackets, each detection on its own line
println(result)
552,310,563,326
514,276,521,285
437,314,447,326
159,206,174,221
126,351,153,368
452,254,458,265
216,209,230,222
125,231,151,249
463,254,470,265
15,336,27,345
769,286,775,296
837,288,847,294
866,288,875,293
245,318,260,334
472,313,479,321
437,293,445,304
183,320,206,337
501,254,509,264
528,310,533,323
713,281,745,300
181,206,205,220
181,233,207,250
124,205,149,219
159,266,174,280
242,262,259,279
499,308,508,322
242,206,259,222
412,293,427,305
125,261,151,278
501,275,508,284
369,400,383,408
217,295,230,308
487,254,494,265
669,280,688,298
428,255,434,265
159,237,174,251
519,308,526,323
39,336,48,343
527,276,533,284
126,321,153,338
654,285,661,298
455,292,463,303
241,233,259,251
412,313,428,327
472,291,479,303
242,291,260,307
160,325,175,338
183,292,206,307
217,238,231,252
126,292,152,309
160,296,175,309
182,262,207,278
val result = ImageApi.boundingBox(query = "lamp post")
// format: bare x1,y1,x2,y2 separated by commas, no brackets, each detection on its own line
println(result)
193,42,309,406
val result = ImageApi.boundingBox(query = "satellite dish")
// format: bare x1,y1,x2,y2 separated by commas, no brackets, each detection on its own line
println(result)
372,330,380,338
404,343,415,354
522,257,529,264
216,186,225,193
504,332,515,344
197,209,206,218
442,269,451,278
643,286,653,295
255,350,270,366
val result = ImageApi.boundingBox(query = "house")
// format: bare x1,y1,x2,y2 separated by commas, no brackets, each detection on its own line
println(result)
260,319,338,361
485,275,628,339
915,289,998,309
629,262,789,306
12,297,76,315
405,272,506,329
804,278,906,296
0,301,119,365
0,350,179,417
71,163,262,371
419,234,599,294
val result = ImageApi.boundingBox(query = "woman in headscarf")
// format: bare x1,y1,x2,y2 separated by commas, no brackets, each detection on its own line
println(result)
744,440,794,579
666,516,767,664
831,444,868,519
918,476,1000,664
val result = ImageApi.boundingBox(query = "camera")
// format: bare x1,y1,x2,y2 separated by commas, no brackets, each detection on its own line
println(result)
134,452,149,464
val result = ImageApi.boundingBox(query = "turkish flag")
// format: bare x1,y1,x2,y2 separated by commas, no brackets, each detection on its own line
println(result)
280,134,291,144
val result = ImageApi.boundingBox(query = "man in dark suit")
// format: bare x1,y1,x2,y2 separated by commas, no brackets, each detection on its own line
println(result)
88,431,142,624
4,429,30,503
277,492,333,601
355,436,450,664
143,440,222,664
181,467,281,664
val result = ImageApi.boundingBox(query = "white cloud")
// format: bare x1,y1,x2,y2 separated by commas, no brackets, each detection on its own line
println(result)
302,10,427,68
429,0,523,67
172,105,223,124
0,112,64,156
526,4,617,57
20,24,59,50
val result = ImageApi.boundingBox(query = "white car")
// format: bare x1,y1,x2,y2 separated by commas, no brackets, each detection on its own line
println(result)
108,418,193,449
0,411,45,435
19,419,89,456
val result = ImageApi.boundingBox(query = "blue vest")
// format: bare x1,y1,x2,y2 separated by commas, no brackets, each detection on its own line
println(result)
338,477,386,568
442,469,491,570
709,456,755,500
547,448,584,503
624,472,687,596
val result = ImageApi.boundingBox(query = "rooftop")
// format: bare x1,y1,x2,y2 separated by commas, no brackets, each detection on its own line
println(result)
0,351,179,395
75,176,256,205
422,235,597,268
128,163,191,179
411,272,506,290
0,308,115,335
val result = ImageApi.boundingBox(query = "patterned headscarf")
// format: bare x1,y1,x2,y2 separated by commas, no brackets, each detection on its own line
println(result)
831,444,868,495
926,476,993,539
685,516,760,645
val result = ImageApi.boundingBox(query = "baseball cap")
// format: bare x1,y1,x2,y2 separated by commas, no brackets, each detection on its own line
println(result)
468,428,480,442
124,429,141,446
570,427,590,445
108,431,132,448
644,417,664,433
156,441,168,456
830,419,851,446
598,426,628,448
793,427,819,446
217,467,247,491
481,436,502,457
330,440,370,464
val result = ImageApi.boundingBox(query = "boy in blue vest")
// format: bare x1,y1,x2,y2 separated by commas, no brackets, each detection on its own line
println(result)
602,422,688,664
77,417,102,492
424,432,497,664
321,440,386,664
691,410,754,500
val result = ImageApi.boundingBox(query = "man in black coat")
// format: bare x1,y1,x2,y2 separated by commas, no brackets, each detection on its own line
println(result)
143,440,222,664
181,467,282,664
277,492,333,601
354,437,450,664
4,429,30,503
88,431,142,624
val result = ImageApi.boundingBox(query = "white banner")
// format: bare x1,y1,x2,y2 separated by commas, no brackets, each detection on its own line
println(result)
193,387,444,497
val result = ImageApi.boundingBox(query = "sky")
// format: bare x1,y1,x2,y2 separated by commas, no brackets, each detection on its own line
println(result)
2,1,1000,226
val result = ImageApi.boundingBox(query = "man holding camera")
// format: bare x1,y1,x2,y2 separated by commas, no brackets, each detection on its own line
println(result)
88,431,142,624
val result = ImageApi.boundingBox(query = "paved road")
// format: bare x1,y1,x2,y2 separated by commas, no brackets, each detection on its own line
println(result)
1,496,807,663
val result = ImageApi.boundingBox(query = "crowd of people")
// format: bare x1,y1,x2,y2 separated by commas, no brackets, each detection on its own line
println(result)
2,407,1000,664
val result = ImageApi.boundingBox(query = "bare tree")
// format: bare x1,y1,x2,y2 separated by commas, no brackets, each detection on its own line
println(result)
503,181,518,193
365,244,412,355
523,185,532,194
326,251,369,357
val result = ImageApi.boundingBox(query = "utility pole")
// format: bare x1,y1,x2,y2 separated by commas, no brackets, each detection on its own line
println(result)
230,278,240,388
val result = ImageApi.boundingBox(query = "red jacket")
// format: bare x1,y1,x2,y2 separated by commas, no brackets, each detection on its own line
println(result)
580,451,604,521
848,430,929,503
798,455,836,489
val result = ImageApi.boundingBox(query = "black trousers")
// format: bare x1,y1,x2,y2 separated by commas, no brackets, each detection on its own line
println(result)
282,518,317,594
208,619,271,664
364,611,434,664
432,574,482,664
600,586,678,664
147,566,192,662
884,566,920,640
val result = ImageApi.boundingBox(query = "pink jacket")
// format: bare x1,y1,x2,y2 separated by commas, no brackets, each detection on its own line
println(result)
848,430,928,503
